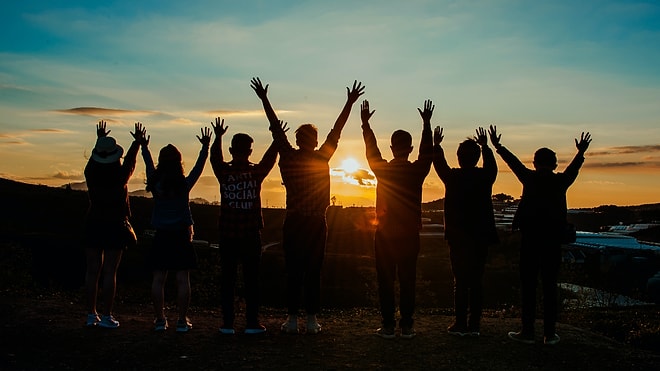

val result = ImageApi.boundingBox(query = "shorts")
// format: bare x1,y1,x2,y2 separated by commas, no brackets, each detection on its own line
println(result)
84,218,131,251
149,226,198,271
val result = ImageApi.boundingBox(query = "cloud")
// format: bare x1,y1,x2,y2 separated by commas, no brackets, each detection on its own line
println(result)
589,145,660,156
30,128,69,134
331,167,376,187
52,171,83,180
53,107,159,116
583,161,656,168
205,109,292,117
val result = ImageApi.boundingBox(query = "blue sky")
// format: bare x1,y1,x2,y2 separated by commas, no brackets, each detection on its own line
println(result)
1,0,659,207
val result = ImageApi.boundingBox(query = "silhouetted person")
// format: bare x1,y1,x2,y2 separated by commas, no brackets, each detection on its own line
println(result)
433,126,498,337
142,127,212,333
251,77,364,334
84,121,147,328
210,117,278,335
361,99,433,339
490,126,592,345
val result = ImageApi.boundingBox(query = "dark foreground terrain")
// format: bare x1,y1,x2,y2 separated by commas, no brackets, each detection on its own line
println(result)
1,292,659,370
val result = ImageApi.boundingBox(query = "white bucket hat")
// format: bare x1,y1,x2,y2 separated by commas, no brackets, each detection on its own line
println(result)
91,137,124,163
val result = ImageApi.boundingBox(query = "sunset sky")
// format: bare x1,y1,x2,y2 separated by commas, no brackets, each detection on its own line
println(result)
1,1,659,208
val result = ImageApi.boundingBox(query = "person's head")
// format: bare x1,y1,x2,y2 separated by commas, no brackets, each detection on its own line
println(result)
295,124,318,151
533,147,558,171
229,133,253,161
457,139,481,168
390,130,413,159
157,144,184,174
91,136,123,164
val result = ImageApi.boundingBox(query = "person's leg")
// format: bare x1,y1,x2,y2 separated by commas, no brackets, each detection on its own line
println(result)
152,270,168,320
519,235,540,337
84,248,103,316
467,244,488,332
303,217,326,317
448,241,469,330
220,238,239,329
375,230,397,328
398,233,419,330
176,270,191,321
283,216,304,318
100,248,124,317
242,235,262,327
541,245,561,338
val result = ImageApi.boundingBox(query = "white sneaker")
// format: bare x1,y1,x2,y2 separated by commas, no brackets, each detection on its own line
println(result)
85,313,100,327
98,315,120,329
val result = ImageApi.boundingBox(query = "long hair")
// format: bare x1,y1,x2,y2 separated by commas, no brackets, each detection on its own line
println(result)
146,144,186,196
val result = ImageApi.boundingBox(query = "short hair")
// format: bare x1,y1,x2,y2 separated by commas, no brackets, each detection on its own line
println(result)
295,124,318,149
231,133,253,151
390,130,412,150
533,147,557,169
457,139,481,168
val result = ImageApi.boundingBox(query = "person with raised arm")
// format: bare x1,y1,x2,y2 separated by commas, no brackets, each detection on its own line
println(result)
361,99,433,339
84,121,148,328
489,126,592,345
209,117,279,335
142,126,212,333
251,77,364,334
433,126,498,337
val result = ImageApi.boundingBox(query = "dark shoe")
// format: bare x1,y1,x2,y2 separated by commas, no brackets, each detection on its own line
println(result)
98,315,120,329
544,333,560,345
154,318,168,332
176,318,192,333
245,324,267,334
85,313,100,327
400,326,416,339
376,326,395,339
508,331,535,344
447,322,469,337
219,327,235,335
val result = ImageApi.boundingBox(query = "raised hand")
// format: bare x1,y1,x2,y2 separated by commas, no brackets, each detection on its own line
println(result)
97,120,110,138
197,127,212,146
488,125,501,148
346,80,365,104
417,99,434,123
575,132,592,153
475,127,488,147
211,117,228,137
250,77,269,100
360,100,375,124
131,122,149,146
434,126,444,146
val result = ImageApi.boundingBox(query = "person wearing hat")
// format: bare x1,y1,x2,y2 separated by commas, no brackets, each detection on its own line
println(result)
84,121,148,328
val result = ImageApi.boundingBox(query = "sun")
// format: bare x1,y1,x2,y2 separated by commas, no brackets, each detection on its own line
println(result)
341,157,360,174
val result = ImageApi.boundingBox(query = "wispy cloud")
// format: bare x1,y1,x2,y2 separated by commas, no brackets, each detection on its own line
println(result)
54,107,160,117
589,145,660,156
331,167,376,187
583,161,660,168
29,128,69,134
205,109,291,117
52,171,82,180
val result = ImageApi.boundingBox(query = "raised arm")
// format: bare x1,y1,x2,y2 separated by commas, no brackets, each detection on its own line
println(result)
186,127,212,189
210,117,228,179
318,80,365,158
432,126,450,181
476,126,497,182
251,77,279,128
360,100,385,169
489,125,530,181
97,120,110,138
563,131,592,182
119,122,147,182
416,99,433,166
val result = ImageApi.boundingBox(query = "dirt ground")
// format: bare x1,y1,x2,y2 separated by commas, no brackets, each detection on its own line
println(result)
1,294,659,370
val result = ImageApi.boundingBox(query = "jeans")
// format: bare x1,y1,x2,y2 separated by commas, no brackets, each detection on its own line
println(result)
219,235,262,327
519,233,561,337
282,213,327,315
374,229,420,328
448,237,488,329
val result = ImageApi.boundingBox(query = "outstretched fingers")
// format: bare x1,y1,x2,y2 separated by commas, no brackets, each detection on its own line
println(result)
347,80,365,102
212,117,228,136
434,126,444,145
488,124,501,147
